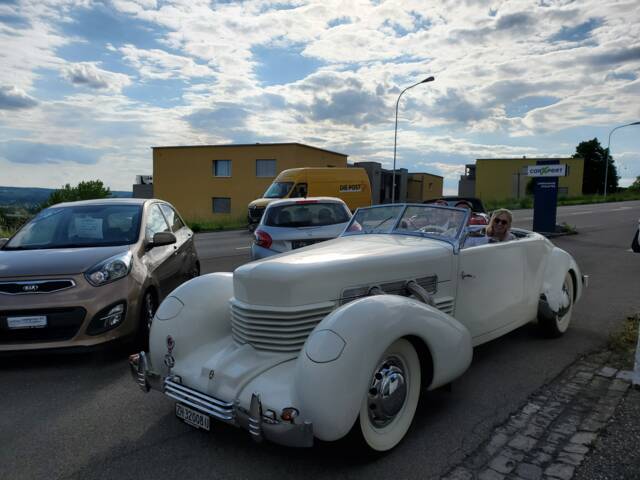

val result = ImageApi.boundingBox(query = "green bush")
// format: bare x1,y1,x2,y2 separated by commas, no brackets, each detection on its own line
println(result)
185,216,247,233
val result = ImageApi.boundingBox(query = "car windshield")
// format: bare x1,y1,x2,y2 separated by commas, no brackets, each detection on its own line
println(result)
263,182,293,199
4,204,142,250
343,204,468,241
264,202,350,228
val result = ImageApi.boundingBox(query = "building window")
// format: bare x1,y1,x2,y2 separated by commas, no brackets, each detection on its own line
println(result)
256,159,276,177
212,197,231,214
213,160,231,177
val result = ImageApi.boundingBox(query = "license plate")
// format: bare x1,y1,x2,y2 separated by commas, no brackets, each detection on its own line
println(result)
7,315,47,329
291,240,314,249
176,403,210,431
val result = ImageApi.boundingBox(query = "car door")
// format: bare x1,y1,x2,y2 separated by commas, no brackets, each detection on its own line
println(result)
143,204,182,298
454,240,527,345
159,203,196,283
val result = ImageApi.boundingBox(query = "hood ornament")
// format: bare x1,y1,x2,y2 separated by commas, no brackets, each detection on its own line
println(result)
164,335,175,370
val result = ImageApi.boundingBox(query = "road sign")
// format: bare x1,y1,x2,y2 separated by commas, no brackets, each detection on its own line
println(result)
527,164,567,177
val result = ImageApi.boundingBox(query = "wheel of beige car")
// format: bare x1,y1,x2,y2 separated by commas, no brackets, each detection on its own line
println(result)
354,338,421,452
136,290,156,349
539,273,574,338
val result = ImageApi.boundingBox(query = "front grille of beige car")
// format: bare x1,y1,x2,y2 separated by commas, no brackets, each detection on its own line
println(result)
230,300,336,353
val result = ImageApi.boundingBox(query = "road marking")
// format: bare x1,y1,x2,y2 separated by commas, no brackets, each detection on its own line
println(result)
235,246,251,250
561,210,594,216
610,206,633,211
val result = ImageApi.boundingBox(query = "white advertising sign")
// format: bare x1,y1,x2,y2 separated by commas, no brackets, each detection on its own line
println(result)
527,164,567,177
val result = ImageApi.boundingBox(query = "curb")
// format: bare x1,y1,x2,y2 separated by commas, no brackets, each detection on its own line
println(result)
442,350,632,480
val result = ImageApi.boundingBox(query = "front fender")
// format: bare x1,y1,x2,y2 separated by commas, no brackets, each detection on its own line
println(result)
148,272,233,376
293,295,472,442
541,247,583,312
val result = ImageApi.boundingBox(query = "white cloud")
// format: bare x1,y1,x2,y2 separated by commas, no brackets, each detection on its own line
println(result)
63,63,132,92
118,44,216,80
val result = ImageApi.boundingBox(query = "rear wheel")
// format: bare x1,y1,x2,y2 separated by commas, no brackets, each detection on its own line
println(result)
539,273,574,337
350,339,421,453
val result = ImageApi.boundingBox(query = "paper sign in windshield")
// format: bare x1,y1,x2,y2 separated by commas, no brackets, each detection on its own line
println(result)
75,217,104,239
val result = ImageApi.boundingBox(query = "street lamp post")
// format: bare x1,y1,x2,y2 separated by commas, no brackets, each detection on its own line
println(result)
604,121,640,197
391,76,435,203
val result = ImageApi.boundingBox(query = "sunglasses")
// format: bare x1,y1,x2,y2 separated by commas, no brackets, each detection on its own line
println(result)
493,218,509,226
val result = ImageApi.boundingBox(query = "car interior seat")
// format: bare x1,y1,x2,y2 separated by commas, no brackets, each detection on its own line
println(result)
294,207,312,225
318,208,335,224
277,210,292,226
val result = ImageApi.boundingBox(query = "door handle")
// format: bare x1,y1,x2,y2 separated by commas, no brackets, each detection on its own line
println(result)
461,271,475,279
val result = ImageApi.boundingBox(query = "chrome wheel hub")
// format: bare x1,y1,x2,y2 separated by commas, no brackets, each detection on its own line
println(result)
367,356,407,427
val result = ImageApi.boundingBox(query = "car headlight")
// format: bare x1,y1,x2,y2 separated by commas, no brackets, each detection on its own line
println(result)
85,251,133,286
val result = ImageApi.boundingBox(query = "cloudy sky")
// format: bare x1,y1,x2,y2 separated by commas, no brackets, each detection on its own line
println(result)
1,0,639,194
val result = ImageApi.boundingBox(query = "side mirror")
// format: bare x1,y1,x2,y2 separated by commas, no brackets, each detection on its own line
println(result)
0,238,7,248
148,232,176,249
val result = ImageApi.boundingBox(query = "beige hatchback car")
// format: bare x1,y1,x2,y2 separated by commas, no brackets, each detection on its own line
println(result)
0,198,199,352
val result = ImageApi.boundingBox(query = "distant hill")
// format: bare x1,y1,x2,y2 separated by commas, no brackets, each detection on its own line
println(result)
0,186,132,208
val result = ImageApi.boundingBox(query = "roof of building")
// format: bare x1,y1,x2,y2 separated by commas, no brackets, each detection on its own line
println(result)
476,157,581,161
152,142,348,157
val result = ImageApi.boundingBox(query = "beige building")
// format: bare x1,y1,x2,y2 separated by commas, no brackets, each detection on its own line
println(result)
459,157,584,203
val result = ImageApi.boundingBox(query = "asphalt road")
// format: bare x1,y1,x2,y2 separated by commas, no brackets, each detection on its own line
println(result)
1,201,638,480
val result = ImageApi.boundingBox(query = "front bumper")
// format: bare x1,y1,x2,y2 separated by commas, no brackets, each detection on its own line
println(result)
0,274,141,352
129,352,314,448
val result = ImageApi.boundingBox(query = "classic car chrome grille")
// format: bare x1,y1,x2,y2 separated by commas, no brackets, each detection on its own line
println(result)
434,297,454,315
0,279,75,295
163,378,235,422
230,300,335,353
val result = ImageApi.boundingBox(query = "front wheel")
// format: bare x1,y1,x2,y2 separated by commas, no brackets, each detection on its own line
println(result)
539,273,574,337
351,338,421,453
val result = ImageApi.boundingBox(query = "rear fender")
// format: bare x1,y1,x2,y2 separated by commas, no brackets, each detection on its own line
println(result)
148,273,233,375
293,295,472,442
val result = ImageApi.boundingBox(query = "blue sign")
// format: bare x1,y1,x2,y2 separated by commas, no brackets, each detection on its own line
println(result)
532,160,560,233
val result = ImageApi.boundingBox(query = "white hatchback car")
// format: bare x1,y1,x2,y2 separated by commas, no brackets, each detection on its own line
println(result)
251,197,352,260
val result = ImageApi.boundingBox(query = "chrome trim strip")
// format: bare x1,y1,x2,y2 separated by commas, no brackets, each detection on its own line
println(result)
164,379,233,409
163,379,235,422
0,279,76,295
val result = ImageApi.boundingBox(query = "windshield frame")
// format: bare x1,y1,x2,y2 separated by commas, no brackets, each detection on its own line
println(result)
341,203,470,250
2,204,143,251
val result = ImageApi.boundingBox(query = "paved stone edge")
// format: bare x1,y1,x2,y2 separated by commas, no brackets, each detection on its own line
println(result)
442,350,632,480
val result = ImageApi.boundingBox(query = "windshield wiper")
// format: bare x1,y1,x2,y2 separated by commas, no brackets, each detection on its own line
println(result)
366,215,396,232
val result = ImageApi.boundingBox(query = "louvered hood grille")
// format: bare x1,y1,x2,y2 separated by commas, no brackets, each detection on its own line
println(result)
230,300,336,353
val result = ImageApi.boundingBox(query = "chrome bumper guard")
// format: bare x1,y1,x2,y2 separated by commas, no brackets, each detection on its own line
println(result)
128,352,314,447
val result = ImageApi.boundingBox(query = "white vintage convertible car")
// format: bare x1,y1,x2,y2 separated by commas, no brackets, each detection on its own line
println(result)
129,204,586,452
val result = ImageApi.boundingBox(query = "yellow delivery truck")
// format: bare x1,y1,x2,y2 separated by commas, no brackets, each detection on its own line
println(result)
248,167,372,227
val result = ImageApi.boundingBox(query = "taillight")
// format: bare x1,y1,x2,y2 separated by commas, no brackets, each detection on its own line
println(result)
254,230,272,248
469,214,488,225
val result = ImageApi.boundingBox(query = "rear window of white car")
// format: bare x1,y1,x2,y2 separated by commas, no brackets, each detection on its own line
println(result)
264,202,350,228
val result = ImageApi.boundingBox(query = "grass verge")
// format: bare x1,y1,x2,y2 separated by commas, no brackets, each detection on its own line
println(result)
484,191,640,211
608,313,640,370
186,216,247,233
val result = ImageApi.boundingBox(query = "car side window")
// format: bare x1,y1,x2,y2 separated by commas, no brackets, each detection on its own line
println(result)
146,204,170,240
159,204,185,232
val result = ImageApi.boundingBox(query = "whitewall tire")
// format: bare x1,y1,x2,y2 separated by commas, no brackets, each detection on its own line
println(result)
356,338,421,452
540,273,574,337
